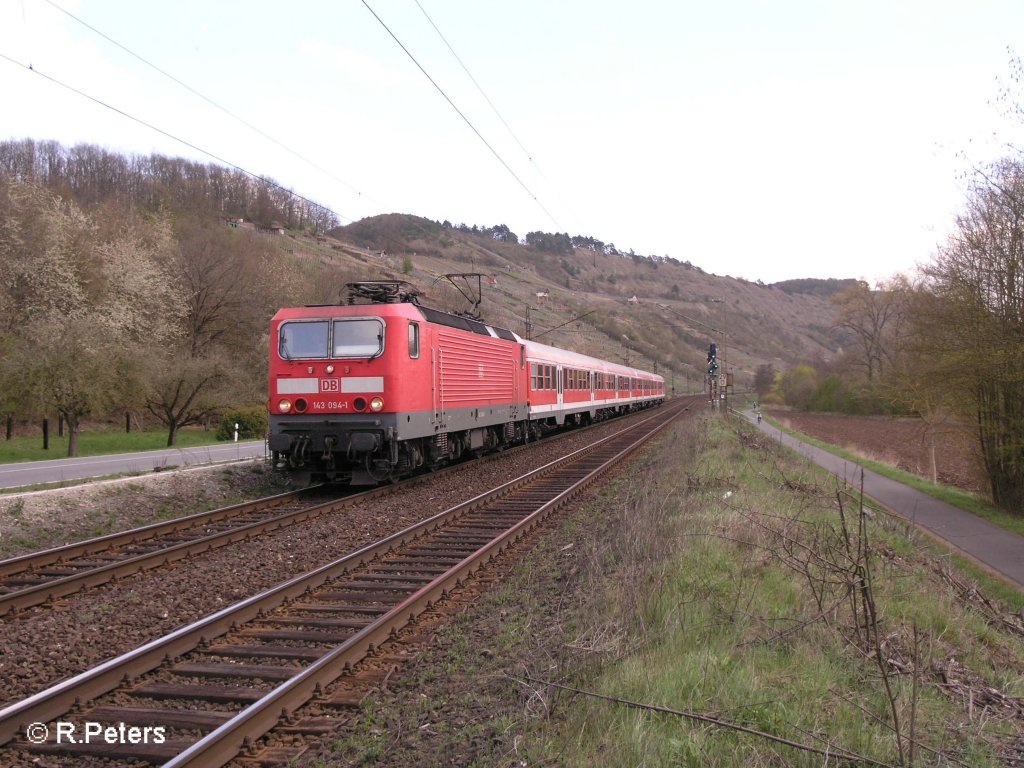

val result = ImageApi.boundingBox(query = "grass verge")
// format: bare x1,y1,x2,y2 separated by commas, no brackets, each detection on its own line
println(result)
309,413,1024,767
762,414,1024,539
524,415,1023,766
0,428,226,464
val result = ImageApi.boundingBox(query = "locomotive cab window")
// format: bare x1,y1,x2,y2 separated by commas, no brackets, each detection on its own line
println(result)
279,320,329,359
408,322,420,359
333,318,384,358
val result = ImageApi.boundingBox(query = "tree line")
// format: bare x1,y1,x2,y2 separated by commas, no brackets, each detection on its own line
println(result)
760,158,1024,514
439,219,671,266
0,154,335,454
0,139,340,234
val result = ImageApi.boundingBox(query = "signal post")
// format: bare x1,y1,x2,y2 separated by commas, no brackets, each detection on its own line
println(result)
707,343,720,409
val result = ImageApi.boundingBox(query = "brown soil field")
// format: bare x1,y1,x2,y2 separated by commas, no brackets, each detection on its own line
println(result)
766,410,989,495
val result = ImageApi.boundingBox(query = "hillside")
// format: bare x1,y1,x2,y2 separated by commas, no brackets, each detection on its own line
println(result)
302,214,848,391
0,139,849,395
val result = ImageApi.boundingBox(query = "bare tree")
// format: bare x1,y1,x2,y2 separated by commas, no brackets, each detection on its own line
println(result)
16,317,133,456
913,158,1024,511
143,219,296,445
144,351,229,446
831,277,908,383
753,363,776,399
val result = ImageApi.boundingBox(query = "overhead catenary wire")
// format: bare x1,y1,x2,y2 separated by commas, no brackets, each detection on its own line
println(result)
19,0,570,242
413,0,536,167
39,0,382,209
412,0,584,232
26,1,462,248
0,52,353,227
361,0,560,229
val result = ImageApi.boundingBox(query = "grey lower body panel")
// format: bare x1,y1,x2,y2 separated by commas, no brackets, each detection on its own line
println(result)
269,403,527,455
268,398,662,481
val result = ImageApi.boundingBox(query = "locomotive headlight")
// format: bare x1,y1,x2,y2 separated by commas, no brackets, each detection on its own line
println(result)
325,364,335,374
370,397,384,412
278,399,292,413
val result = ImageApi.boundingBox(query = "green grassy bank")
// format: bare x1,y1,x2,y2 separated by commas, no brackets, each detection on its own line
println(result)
0,428,226,464
300,413,1024,767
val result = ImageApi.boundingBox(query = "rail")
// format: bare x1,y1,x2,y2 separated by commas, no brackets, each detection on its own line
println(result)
0,399,688,765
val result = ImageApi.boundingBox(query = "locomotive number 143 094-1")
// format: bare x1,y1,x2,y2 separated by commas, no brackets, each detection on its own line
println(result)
312,401,347,410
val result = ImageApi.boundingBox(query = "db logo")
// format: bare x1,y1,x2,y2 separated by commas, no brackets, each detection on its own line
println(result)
320,378,340,392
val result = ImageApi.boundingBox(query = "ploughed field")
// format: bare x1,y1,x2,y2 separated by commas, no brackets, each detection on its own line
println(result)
767,410,987,494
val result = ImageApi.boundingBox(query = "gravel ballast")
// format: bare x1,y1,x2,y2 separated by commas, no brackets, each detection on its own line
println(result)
0,415,659,709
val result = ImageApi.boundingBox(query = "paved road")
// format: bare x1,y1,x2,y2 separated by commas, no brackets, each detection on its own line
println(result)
747,411,1024,590
0,441,267,491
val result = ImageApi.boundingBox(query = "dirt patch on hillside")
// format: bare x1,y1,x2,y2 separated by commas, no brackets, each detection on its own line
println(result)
767,411,988,495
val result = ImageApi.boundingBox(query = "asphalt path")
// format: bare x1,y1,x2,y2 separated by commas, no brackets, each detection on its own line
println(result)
0,440,267,491
745,411,1024,590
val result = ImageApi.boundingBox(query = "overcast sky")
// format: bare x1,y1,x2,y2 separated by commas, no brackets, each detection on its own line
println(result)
3,0,1024,284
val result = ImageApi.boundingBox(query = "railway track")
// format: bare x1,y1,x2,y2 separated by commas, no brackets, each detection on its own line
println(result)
0,488,332,616
0,398,687,767
0,404,674,618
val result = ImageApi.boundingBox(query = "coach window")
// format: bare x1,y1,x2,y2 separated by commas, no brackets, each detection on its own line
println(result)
408,322,420,358
332,318,384,358
279,320,329,359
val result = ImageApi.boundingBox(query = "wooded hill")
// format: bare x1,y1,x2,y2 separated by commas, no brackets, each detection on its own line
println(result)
0,138,851,452
324,213,851,391
7,138,1022,511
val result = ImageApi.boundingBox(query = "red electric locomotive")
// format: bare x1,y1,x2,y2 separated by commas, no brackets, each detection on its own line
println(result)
268,282,664,484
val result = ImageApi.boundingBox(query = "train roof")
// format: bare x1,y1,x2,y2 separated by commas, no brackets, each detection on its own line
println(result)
272,302,518,341
519,336,662,381
272,302,661,382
